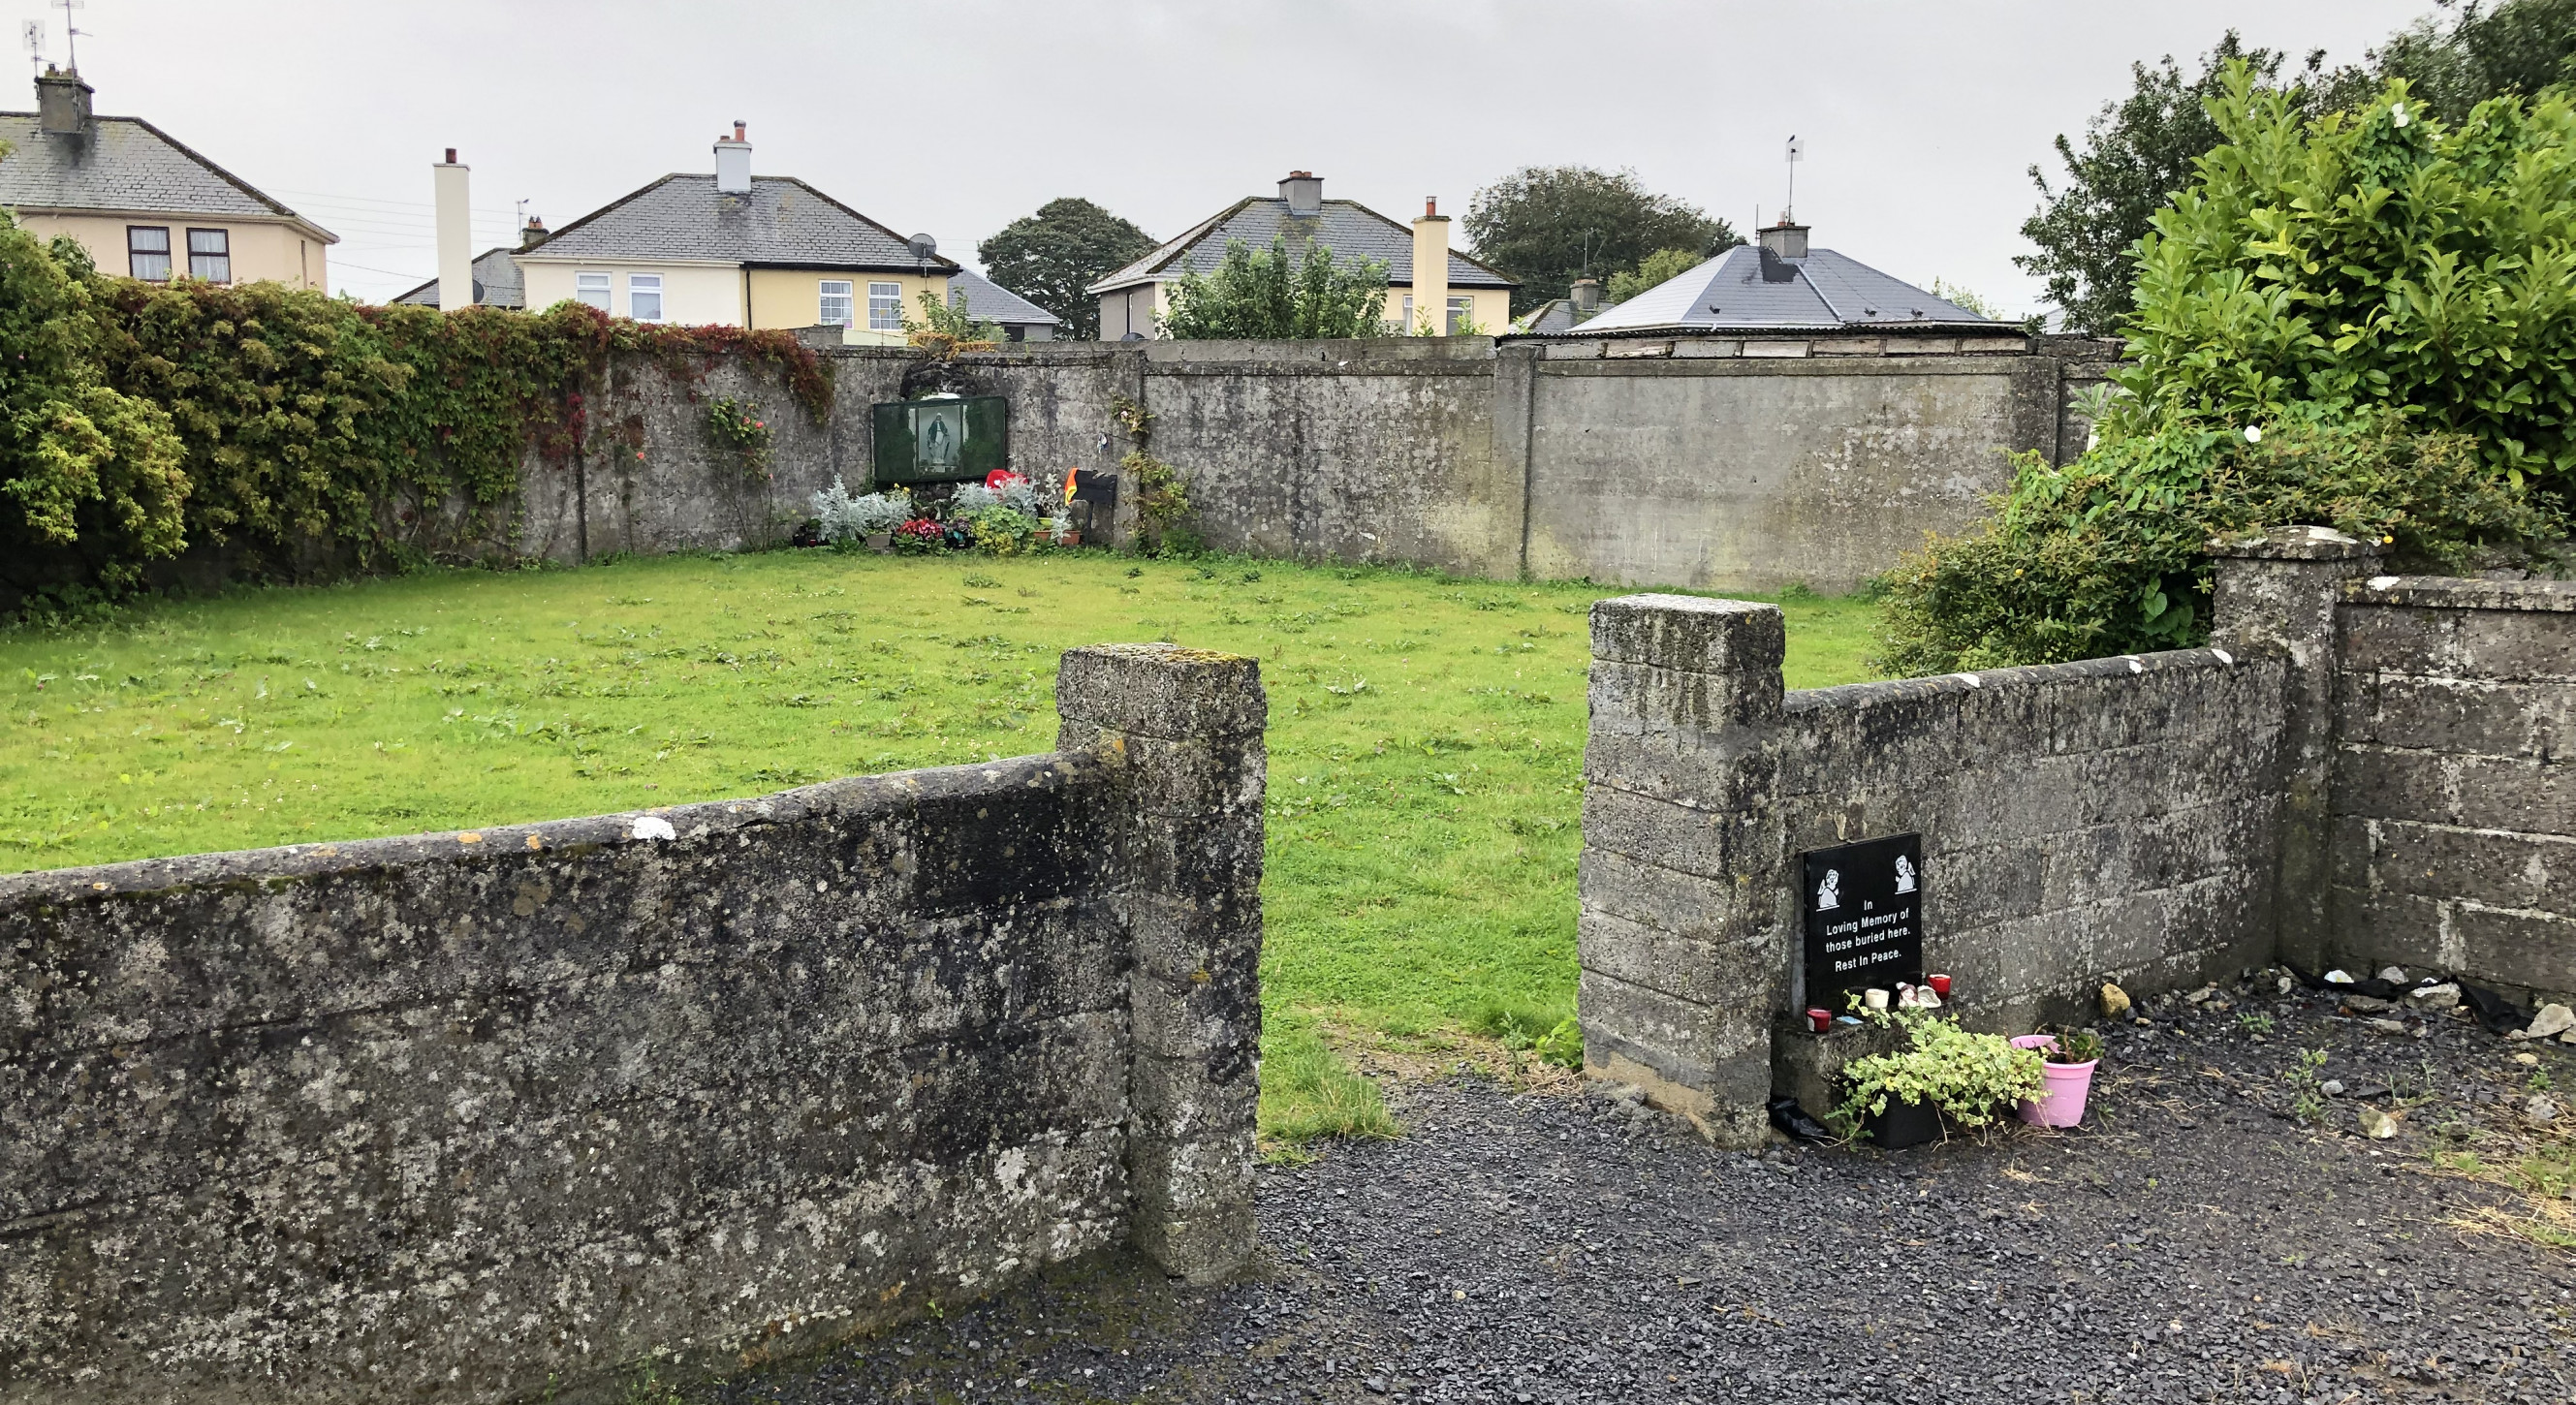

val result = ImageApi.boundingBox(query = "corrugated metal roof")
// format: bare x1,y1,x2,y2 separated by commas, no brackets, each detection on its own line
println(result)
949,267,1057,327
0,112,330,234
1564,244,1999,335
519,173,957,272
391,247,526,309
1088,195,1514,294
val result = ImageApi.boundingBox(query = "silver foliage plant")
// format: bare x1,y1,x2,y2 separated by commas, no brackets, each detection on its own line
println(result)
810,478,911,543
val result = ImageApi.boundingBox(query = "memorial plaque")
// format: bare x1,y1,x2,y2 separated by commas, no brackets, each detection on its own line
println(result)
1801,833,1924,1015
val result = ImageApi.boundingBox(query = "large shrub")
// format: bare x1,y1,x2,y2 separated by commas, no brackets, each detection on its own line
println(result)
1161,236,1389,340
1883,64,2573,673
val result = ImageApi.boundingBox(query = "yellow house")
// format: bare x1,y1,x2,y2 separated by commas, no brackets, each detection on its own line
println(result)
1088,172,1516,339
0,68,333,289
505,124,954,341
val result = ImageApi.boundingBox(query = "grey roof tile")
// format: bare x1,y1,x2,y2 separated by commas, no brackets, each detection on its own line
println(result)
1564,244,1998,334
948,268,1057,327
391,247,525,308
1090,196,1513,293
0,112,326,233
518,173,956,271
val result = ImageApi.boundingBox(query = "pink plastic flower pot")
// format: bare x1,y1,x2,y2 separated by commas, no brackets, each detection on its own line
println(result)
2011,1034,2097,1128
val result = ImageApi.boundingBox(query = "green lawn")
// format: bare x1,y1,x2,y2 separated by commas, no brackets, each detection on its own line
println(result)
0,550,1881,1144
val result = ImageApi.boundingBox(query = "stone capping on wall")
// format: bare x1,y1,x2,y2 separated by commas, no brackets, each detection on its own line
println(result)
1777,641,2264,717
0,642,1266,1405
2346,575,2576,612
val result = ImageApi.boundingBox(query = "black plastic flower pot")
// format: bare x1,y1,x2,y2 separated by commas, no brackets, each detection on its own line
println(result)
1865,1095,1942,1150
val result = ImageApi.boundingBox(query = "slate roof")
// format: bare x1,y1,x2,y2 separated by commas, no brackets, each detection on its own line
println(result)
1088,196,1514,294
0,111,331,236
390,247,526,309
1510,297,1619,335
948,268,1057,328
517,173,958,272
1560,243,1998,336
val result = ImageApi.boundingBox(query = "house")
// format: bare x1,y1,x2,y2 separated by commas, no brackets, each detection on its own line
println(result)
1088,172,1515,339
1510,277,1615,335
1538,220,2023,355
391,242,526,309
507,124,958,342
947,268,1058,342
0,68,334,289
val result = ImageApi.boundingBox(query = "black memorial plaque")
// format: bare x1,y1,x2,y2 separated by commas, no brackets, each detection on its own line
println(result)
1801,833,1925,1015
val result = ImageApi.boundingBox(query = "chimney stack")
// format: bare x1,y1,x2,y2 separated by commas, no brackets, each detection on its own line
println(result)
1411,195,1452,335
1278,170,1322,217
715,122,752,196
35,66,91,137
434,149,473,311
1757,218,1810,260
1570,277,1601,316
520,215,549,250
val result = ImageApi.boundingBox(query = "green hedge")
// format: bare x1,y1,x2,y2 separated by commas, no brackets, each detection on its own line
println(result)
0,220,831,619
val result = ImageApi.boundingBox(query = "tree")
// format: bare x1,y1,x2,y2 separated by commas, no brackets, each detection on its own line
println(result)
1604,247,1707,305
1464,166,1740,315
2017,33,2310,336
975,198,1155,341
1160,236,1389,340
2337,0,2576,123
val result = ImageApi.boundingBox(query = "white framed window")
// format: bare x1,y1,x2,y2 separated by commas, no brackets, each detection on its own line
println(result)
867,280,901,331
1399,294,1413,329
127,226,171,281
818,279,855,327
1446,296,1474,334
628,272,664,322
187,228,232,282
575,271,612,310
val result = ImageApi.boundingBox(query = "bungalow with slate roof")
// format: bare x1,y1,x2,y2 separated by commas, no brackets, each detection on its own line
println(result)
1089,172,1515,340
1538,219,2025,358
509,124,958,343
0,68,333,289
947,268,1058,342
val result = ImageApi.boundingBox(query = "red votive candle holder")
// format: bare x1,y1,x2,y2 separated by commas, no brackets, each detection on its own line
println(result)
1929,973,1953,998
1805,1008,1833,1033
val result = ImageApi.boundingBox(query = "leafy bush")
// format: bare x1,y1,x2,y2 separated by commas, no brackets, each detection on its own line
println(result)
809,479,908,544
707,396,772,482
1836,1009,2047,1129
1879,410,2557,672
1884,63,2573,672
1161,235,1390,340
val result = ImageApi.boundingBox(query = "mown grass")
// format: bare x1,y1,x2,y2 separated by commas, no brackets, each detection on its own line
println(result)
0,549,1882,1146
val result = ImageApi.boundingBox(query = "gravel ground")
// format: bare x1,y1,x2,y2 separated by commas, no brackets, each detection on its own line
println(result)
713,974,2576,1404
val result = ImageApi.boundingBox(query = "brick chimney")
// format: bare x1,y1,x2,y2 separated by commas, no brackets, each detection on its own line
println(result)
715,121,751,196
1278,170,1322,217
36,66,90,137
519,216,549,250
1410,195,1451,334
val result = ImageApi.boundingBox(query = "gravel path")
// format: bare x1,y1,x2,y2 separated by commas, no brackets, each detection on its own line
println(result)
715,975,2576,1404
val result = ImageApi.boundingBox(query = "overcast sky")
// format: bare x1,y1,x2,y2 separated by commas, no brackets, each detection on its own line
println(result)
16,0,2435,314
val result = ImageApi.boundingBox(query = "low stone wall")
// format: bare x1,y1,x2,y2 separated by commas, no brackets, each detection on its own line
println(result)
2330,577,2576,1002
1577,595,2290,1142
0,644,1265,1405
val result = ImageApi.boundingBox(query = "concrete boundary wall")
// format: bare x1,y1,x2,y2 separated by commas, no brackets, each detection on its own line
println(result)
0,644,1265,1405
1577,531,2576,1142
510,337,2115,596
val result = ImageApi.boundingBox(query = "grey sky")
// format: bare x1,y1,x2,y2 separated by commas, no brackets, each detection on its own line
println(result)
14,0,2435,314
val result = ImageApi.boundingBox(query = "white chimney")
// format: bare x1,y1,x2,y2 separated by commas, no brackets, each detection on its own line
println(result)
715,121,751,196
1279,170,1322,217
434,148,473,311
1410,196,1451,334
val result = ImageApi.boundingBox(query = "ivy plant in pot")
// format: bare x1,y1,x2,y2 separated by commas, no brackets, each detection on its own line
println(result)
2009,1027,2104,1128
1837,1008,2049,1150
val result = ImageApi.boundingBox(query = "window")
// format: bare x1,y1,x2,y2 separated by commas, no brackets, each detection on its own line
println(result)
1399,294,1413,330
1447,296,1474,334
868,280,902,331
628,272,664,322
575,272,612,310
127,226,171,282
818,279,855,327
187,229,232,282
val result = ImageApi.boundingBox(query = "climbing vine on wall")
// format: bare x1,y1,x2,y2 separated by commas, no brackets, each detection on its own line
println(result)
1110,392,1193,554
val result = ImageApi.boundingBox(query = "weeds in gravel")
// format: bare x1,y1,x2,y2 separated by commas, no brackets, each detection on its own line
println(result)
2433,1138,2576,1249
2286,1046,2331,1124
2237,1011,2275,1037
1468,1000,1583,1070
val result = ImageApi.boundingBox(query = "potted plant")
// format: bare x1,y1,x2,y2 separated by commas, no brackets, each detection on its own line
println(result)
1838,1008,2048,1149
2009,1027,2103,1128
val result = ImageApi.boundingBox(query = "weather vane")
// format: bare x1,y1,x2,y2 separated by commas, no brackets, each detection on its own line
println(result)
1784,134,1804,224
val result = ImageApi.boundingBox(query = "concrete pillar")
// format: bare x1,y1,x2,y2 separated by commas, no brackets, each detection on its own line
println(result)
1055,643,1267,1283
1493,341,1538,578
2208,526,2382,973
1578,594,1787,1147
1411,199,1450,334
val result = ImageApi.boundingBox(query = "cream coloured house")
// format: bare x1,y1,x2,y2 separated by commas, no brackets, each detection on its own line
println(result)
507,125,955,342
0,69,333,289
1088,172,1515,339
